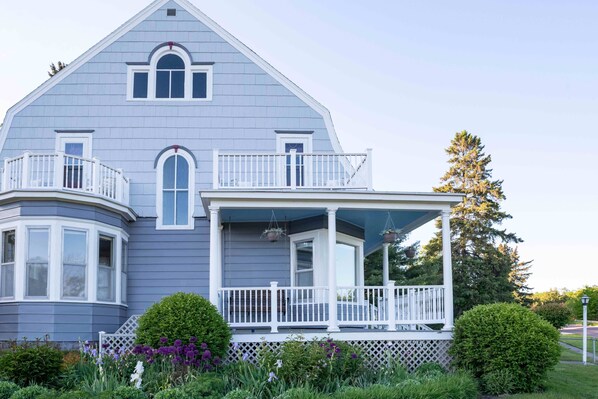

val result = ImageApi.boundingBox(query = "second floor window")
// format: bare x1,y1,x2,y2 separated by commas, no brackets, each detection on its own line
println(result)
156,148,195,229
156,54,185,98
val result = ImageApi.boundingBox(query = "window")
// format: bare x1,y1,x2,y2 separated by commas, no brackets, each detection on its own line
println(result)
62,230,87,299
121,239,128,304
0,230,15,298
56,133,92,189
127,47,213,101
156,148,195,229
276,133,312,187
295,240,314,287
97,235,115,302
336,242,358,287
26,228,49,298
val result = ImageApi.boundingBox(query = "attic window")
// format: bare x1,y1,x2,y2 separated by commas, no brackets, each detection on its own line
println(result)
167,8,176,16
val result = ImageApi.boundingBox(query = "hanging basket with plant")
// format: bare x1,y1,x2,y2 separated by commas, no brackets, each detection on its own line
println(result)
262,210,286,242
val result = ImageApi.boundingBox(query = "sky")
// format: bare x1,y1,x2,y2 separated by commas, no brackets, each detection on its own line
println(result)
0,0,596,292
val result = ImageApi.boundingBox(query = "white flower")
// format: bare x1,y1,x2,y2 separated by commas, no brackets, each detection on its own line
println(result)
130,361,144,389
276,359,283,369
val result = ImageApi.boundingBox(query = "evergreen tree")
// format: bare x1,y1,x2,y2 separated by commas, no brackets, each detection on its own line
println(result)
48,61,67,77
420,131,530,315
364,237,424,286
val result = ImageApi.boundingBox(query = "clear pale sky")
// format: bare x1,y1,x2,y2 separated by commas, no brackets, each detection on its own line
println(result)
0,1,596,292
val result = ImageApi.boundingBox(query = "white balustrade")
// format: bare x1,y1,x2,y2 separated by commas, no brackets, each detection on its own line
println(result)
0,152,130,205
215,150,372,190
217,284,444,332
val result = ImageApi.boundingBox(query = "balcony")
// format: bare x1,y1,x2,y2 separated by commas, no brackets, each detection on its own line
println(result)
0,152,130,205
213,149,373,190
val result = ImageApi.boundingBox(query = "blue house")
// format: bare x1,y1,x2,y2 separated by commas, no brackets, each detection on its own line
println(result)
0,0,461,364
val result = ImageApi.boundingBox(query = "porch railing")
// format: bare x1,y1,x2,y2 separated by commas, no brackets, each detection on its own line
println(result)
213,149,373,190
218,283,445,333
0,152,130,205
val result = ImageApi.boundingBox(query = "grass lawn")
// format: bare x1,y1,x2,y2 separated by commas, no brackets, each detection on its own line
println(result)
560,333,597,352
508,349,598,398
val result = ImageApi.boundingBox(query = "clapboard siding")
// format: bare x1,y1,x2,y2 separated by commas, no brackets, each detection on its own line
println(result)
127,217,210,315
222,222,290,288
1,0,335,218
0,302,126,342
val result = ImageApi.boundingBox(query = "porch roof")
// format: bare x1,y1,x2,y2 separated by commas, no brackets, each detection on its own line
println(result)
201,190,463,254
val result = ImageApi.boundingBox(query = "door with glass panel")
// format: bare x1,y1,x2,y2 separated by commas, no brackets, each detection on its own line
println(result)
57,136,91,190
285,143,305,187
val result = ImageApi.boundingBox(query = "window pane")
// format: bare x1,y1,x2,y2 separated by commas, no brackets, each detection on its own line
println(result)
121,241,128,273
64,230,86,266
27,229,49,297
99,236,113,267
27,263,48,297
156,71,170,98
163,191,175,225
192,72,207,98
1,264,14,297
175,156,189,189
157,54,185,69
28,229,49,263
98,266,114,302
171,71,185,98
296,241,313,271
176,190,188,225
63,265,86,298
336,243,357,287
163,156,175,189
296,271,313,287
65,143,84,157
133,72,148,98
2,230,15,263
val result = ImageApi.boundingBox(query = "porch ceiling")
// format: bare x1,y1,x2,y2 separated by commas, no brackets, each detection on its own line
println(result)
201,190,463,255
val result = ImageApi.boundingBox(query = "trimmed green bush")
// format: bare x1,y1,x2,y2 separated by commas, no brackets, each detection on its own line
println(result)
533,302,574,329
136,292,231,357
181,374,225,399
414,362,446,379
153,388,189,399
223,389,256,399
8,385,53,399
0,382,20,399
451,303,560,393
112,386,148,399
56,392,92,399
481,369,515,396
275,388,325,399
0,340,63,387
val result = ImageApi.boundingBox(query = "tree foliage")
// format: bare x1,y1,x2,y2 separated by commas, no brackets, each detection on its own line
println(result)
48,61,67,77
419,131,530,315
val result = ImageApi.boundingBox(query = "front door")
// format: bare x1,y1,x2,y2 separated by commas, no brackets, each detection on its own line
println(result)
56,134,91,189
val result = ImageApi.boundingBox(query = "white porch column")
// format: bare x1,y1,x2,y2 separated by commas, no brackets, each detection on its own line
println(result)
327,207,340,332
441,209,454,330
209,206,221,307
382,243,390,286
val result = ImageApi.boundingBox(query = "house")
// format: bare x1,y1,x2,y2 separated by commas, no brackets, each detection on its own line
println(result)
0,0,462,365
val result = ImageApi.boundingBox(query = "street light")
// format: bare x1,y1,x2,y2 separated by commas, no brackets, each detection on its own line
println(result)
582,295,590,365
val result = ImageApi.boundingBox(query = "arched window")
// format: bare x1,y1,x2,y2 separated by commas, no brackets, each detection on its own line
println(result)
156,148,195,229
156,54,185,98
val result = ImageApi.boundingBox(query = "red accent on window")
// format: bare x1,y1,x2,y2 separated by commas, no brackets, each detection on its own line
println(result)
173,145,179,153
168,41,174,50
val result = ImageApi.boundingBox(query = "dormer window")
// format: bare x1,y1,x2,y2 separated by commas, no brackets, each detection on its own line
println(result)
127,45,213,101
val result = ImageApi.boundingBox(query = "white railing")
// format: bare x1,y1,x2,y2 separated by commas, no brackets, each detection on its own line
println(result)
213,149,373,190
218,283,444,332
0,152,129,205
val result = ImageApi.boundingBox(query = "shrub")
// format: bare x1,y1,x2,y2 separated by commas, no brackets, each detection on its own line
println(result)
153,388,189,399
181,373,225,398
481,369,515,395
275,387,325,399
533,302,574,329
567,286,598,320
0,382,20,399
223,389,256,399
0,338,64,387
414,362,446,379
56,392,92,399
8,385,53,399
136,292,231,358
451,303,560,393
112,386,148,399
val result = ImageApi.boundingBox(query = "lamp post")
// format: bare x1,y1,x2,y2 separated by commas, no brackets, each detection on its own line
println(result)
581,295,590,365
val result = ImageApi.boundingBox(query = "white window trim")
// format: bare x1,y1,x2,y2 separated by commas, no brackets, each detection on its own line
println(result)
56,133,93,158
0,216,128,306
60,227,89,301
276,134,313,187
289,229,364,288
126,46,213,101
156,148,195,230
0,226,17,300
97,232,117,303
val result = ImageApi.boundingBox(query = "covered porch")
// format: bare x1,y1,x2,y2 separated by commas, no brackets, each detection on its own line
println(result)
201,190,462,334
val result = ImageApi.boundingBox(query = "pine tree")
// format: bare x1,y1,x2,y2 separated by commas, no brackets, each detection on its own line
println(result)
364,237,420,286
48,61,67,77
421,131,530,315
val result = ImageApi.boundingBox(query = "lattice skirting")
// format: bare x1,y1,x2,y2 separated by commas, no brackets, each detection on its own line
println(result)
226,338,452,371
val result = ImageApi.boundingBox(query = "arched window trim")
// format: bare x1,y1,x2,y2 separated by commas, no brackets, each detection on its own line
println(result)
156,148,195,230
127,46,213,101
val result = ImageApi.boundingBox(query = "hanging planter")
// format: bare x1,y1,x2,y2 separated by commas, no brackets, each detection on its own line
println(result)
382,229,399,243
262,210,286,242
404,246,416,259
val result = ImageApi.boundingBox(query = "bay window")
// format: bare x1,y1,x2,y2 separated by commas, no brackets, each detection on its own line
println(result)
26,228,49,298
0,230,15,298
62,229,87,299
97,235,115,302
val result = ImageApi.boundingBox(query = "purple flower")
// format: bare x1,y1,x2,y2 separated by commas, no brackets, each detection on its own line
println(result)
91,348,98,357
242,352,249,361
213,356,222,366
233,342,239,351
200,342,208,350
202,350,212,360
159,337,168,345
174,339,182,347
186,350,195,359
351,353,358,359
189,336,198,343
268,371,278,383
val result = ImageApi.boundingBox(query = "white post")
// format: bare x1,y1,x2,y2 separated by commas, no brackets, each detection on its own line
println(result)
583,296,589,365
366,148,373,190
327,207,339,332
54,152,65,189
92,158,100,195
2,159,9,190
441,209,454,330
289,149,297,190
387,280,397,331
209,206,221,306
212,149,219,189
98,331,105,349
270,281,279,333
382,243,390,286
22,151,30,189
115,168,124,201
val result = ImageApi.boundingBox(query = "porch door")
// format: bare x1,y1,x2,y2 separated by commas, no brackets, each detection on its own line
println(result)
285,143,304,187
57,135,91,190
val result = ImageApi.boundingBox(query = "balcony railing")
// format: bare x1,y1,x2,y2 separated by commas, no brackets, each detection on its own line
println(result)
218,284,445,332
213,149,373,190
0,152,130,205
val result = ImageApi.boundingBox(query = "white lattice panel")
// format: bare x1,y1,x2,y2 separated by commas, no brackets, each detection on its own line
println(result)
115,315,140,335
